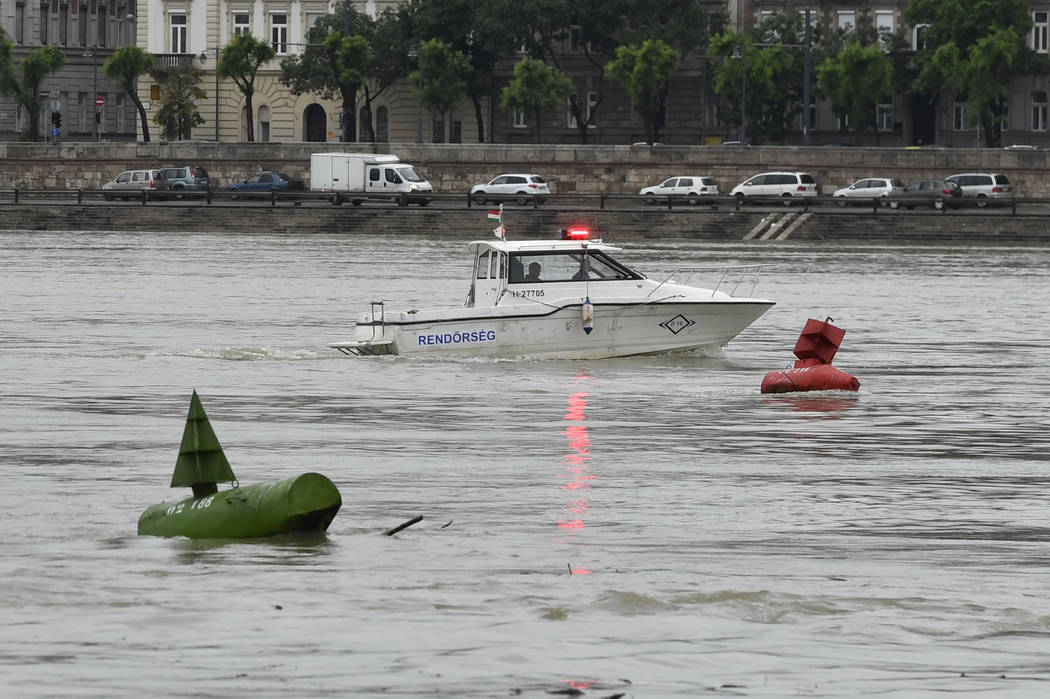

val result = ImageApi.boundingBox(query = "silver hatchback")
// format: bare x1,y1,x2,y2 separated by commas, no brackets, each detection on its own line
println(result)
102,169,172,200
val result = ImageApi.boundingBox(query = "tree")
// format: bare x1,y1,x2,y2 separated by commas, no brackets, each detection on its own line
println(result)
280,7,373,142
907,0,1035,147
0,40,66,141
218,33,275,142
281,7,411,142
102,46,155,143
606,40,680,145
152,63,206,141
413,39,471,142
408,0,522,143
817,41,894,144
500,57,571,143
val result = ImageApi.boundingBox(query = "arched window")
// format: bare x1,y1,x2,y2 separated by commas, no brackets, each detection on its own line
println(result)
241,106,250,141
1033,91,1047,132
376,106,389,142
258,105,271,142
303,104,327,141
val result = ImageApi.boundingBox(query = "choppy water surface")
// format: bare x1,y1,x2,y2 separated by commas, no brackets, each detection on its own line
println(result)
2,230,1049,697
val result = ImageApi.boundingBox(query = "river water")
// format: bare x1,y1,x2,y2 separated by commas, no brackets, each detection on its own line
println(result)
2,229,1049,698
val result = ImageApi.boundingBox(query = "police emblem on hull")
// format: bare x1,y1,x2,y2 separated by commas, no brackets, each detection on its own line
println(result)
659,315,695,335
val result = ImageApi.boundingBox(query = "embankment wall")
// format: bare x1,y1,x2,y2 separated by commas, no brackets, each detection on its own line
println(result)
2,142,1050,197
2,202,1047,246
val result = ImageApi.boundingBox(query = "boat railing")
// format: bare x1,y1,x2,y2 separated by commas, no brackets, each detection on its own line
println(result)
650,265,768,298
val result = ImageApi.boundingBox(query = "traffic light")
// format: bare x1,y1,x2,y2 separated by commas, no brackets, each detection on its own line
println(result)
50,111,62,127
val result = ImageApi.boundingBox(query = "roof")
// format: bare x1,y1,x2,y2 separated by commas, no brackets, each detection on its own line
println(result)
467,238,622,255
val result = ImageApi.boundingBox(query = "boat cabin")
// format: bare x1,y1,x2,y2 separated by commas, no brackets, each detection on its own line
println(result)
465,236,644,307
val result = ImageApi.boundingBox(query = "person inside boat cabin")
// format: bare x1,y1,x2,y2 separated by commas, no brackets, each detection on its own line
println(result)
525,262,542,281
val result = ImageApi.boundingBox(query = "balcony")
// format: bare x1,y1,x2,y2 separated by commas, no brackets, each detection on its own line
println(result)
153,54,199,70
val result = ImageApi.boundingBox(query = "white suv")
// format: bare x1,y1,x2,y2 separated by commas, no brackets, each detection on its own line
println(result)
639,176,719,204
470,174,551,205
832,177,905,206
945,173,1013,207
730,171,819,205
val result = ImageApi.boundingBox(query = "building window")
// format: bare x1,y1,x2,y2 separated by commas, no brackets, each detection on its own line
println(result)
450,119,461,143
837,11,854,31
78,3,87,45
569,25,583,53
59,4,69,45
913,24,929,51
15,3,24,44
953,102,967,131
432,113,444,143
1033,91,1047,131
270,13,287,54
305,12,324,32
170,12,187,53
98,5,107,47
1034,11,1049,53
1001,99,1010,132
876,10,894,49
876,104,893,131
835,112,849,131
513,108,527,128
376,105,388,142
567,92,598,129
40,3,49,44
233,12,250,37
258,105,270,142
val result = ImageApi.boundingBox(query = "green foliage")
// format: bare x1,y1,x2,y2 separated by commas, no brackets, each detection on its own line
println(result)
907,0,1034,146
279,6,411,141
606,39,680,144
816,41,893,140
153,64,206,141
103,46,155,142
218,33,275,142
0,40,65,141
499,56,570,143
412,39,471,141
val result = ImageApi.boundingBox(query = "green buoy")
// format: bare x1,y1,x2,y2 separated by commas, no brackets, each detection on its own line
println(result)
138,391,342,539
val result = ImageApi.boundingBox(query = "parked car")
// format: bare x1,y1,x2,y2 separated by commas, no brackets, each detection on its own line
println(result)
888,180,963,210
730,171,819,205
639,176,719,204
162,165,212,197
945,173,1013,207
225,172,305,197
832,177,905,206
102,169,171,200
470,174,550,205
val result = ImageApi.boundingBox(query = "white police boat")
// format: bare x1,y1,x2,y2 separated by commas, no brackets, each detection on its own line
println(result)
329,219,774,359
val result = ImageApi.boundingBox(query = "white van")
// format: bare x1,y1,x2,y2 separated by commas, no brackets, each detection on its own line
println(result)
730,171,819,205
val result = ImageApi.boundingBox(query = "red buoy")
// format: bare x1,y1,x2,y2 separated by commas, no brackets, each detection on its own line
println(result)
761,317,860,393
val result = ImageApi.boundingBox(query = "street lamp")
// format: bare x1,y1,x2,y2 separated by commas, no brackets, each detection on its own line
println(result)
803,1,812,145
731,46,746,144
407,45,422,143
82,46,99,142
198,49,220,142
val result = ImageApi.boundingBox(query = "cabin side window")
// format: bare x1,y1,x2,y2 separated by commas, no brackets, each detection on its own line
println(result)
509,251,639,283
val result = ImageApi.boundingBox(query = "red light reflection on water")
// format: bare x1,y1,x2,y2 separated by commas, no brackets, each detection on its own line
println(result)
556,376,594,532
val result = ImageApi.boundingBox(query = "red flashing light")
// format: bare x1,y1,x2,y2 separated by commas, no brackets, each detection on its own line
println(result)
559,228,591,240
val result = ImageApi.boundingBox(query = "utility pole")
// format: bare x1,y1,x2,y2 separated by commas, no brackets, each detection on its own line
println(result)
803,1,812,145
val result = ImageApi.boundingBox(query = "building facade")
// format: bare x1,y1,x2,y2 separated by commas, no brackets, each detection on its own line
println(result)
2,1,1049,146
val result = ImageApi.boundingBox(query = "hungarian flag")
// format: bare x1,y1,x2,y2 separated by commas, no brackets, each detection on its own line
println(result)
486,210,500,222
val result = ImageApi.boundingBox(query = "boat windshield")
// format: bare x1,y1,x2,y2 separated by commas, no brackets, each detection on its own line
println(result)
396,166,426,183
508,250,642,284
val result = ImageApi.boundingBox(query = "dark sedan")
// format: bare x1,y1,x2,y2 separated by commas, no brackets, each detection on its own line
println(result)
226,172,304,197
888,180,963,210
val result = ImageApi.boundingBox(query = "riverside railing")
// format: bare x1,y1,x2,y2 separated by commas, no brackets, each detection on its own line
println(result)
0,188,1040,215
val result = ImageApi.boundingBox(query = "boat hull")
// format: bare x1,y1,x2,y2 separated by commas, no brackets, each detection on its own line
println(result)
138,473,342,539
333,300,774,359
